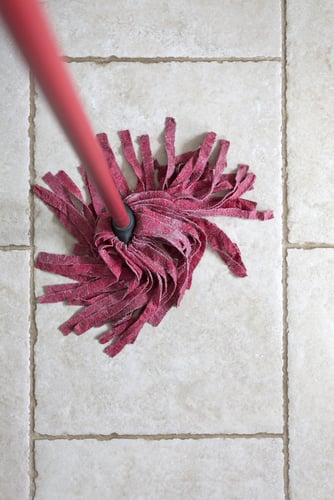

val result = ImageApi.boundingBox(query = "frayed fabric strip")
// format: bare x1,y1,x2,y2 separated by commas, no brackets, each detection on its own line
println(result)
34,117,273,357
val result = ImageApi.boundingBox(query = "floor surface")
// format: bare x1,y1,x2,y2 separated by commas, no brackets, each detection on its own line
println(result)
0,1,333,499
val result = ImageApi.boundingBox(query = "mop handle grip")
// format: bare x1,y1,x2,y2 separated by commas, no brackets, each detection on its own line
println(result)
0,0,130,229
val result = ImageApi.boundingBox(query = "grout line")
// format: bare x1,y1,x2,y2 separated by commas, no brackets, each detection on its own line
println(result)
13,241,332,251
287,242,334,249
281,0,290,499
0,244,30,251
34,432,283,442
64,55,281,64
28,73,38,500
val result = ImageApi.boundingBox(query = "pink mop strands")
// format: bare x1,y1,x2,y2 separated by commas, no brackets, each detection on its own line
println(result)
34,118,273,357
1,0,273,357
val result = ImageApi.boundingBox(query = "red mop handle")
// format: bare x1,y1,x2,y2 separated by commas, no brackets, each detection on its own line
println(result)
0,0,130,229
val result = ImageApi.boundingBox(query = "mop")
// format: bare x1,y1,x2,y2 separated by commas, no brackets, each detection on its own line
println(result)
1,0,273,357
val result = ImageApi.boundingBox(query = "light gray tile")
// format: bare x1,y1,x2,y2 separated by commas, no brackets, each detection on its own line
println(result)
35,438,284,500
0,25,30,245
34,61,282,434
0,251,30,500
44,0,281,58
288,249,334,499
287,1,334,243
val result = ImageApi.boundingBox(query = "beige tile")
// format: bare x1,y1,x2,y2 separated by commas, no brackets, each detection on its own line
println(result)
34,61,282,434
0,25,30,245
288,249,334,499
44,0,281,58
0,251,30,499
287,1,334,243
35,438,284,499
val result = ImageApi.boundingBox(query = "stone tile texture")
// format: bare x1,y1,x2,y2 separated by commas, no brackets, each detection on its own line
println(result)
0,24,30,245
44,0,281,58
288,249,334,500
35,438,284,500
34,61,282,435
287,0,334,243
0,251,30,500
6,0,334,497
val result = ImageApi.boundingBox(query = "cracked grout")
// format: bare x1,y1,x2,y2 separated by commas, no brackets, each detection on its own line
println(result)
281,0,290,499
34,432,283,442
28,72,38,500
64,55,281,64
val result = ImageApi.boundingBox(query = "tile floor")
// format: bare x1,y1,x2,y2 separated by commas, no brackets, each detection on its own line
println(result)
0,1,333,499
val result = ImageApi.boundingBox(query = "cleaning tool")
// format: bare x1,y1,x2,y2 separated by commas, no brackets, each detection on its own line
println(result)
0,0,132,235
1,0,273,357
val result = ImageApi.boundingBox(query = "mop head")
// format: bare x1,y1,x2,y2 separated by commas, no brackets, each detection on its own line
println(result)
34,117,273,357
